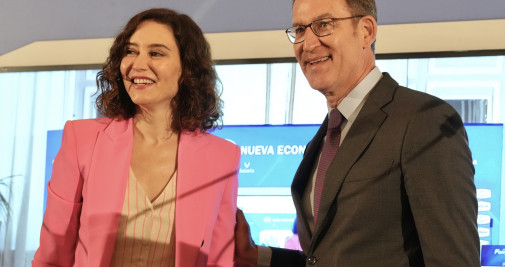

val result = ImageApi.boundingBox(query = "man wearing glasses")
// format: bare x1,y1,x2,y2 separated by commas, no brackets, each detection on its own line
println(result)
235,0,480,266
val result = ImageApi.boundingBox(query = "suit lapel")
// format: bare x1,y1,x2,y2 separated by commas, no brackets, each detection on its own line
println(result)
310,74,399,249
86,118,133,267
291,118,327,243
175,131,210,267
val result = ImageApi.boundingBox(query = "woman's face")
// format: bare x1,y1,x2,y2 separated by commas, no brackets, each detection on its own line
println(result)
120,20,182,111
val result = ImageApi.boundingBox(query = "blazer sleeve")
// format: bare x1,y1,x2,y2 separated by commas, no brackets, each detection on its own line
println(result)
207,143,240,267
402,100,480,266
33,121,84,267
271,247,306,267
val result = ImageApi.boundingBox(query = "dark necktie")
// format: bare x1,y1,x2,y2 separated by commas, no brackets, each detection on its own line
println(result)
313,108,343,224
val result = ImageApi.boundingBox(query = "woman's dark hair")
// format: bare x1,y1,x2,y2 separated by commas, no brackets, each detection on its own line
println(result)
96,8,222,132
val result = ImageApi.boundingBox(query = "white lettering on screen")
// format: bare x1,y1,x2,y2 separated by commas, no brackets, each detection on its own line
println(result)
240,145,306,156
494,249,505,255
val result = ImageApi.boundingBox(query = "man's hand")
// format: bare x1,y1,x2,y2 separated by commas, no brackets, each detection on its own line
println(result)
235,208,259,267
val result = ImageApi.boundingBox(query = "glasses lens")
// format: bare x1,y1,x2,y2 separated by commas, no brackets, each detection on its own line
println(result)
286,27,301,43
312,19,333,37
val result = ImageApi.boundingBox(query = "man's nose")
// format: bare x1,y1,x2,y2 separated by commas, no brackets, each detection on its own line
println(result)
302,28,321,51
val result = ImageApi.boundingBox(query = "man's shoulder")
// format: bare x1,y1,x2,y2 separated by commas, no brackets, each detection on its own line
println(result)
378,73,446,104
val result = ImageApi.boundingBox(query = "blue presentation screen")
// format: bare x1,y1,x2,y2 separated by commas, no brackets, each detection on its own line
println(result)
466,124,504,247
210,125,319,188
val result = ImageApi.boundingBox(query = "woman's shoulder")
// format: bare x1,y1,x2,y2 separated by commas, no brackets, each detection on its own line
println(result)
66,117,130,136
67,117,111,131
69,117,112,126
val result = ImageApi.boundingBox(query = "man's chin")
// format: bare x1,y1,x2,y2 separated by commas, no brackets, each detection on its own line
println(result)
307,79,330,93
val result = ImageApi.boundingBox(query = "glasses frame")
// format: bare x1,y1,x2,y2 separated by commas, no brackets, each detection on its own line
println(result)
285,15,365,44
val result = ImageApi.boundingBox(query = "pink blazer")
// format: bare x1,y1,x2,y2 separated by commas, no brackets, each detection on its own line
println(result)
33,118,240,267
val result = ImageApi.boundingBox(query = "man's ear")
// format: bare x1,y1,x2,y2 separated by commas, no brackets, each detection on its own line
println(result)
360,15,377,49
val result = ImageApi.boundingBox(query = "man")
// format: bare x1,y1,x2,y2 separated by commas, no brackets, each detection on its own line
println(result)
235,0,481,266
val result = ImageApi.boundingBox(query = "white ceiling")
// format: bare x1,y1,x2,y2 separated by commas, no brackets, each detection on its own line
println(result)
1,0,504,55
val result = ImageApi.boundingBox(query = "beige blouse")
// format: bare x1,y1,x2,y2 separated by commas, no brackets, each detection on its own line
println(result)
110,167,177,267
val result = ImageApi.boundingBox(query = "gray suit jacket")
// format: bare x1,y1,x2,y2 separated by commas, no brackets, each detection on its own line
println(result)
271,73,480,266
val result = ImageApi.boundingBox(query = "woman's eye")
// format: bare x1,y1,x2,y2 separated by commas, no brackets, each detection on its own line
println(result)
150,51,164,57
125,49,136,55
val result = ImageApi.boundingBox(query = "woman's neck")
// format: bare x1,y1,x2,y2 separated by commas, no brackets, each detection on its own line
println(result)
133,108,176,143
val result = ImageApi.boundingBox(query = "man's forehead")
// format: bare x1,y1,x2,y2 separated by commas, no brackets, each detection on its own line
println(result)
292,12,333,25
292,0,350,20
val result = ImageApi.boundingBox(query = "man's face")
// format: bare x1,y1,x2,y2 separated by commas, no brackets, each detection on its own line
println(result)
292,0,370,104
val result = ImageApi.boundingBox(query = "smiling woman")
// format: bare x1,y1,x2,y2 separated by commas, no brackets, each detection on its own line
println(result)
119,21,182,114
32,8,240,267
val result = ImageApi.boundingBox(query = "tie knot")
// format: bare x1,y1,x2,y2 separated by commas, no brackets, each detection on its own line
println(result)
328,109,342,130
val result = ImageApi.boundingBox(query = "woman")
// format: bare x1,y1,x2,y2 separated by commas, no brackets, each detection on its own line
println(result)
33,8,240,267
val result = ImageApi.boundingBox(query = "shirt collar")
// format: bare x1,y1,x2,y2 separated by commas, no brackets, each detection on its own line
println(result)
328,66,382,119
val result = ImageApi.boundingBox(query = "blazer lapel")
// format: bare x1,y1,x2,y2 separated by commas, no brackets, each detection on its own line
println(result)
175,131,210,267
86,118,133,267
311,74,398,249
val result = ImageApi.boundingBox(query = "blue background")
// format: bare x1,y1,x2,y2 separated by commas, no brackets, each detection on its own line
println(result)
466,124,503,245
481,245,505,266
211,124,319,187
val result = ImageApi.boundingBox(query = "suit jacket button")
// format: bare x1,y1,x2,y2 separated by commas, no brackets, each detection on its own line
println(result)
307,256,317,265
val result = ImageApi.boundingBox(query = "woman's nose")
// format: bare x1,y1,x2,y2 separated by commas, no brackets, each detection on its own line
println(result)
132,53,149,71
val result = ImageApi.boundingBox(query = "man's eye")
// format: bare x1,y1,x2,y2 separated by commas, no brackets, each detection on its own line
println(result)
319,21,331,28
295,27,305,35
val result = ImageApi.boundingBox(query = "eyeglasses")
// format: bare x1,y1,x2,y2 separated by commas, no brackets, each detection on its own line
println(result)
285,15,364,44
